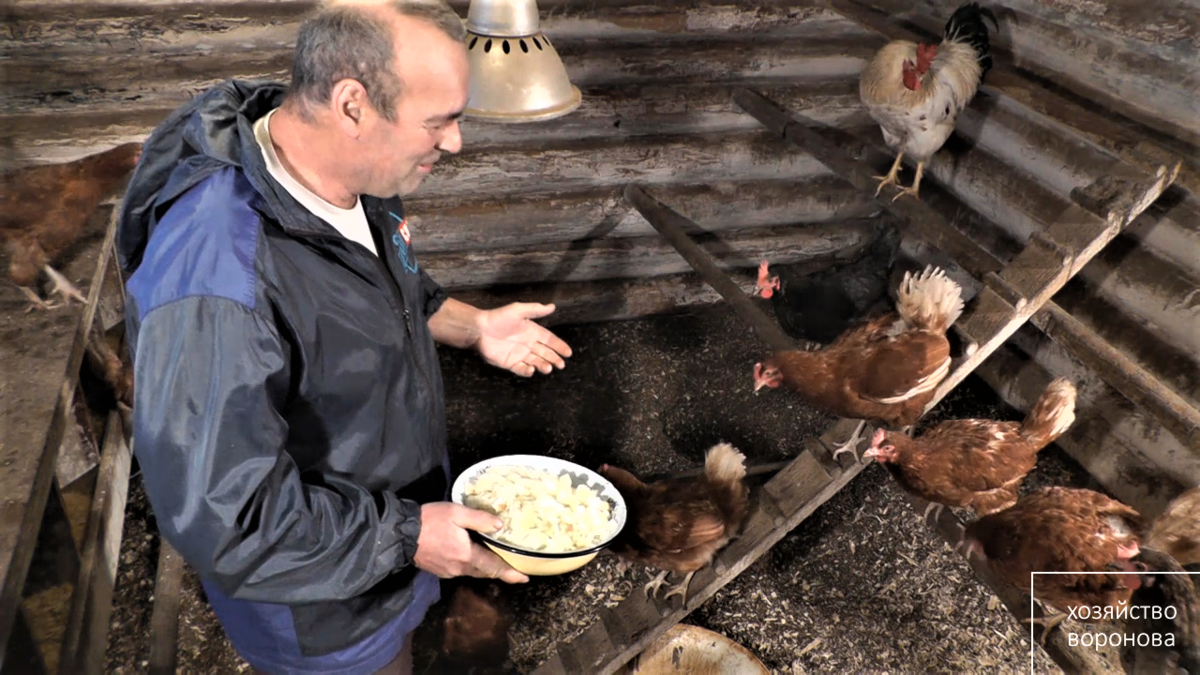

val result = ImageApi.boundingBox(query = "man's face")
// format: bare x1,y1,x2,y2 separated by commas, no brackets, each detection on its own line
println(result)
361,21,468,198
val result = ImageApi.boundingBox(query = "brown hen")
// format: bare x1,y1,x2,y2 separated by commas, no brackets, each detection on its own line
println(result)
1146,486,1200,568
1,143,141,310
440,580,513,672
598,442,750,605
753,265,964,459
865,378,1077,520
965,486,1145,643
1121,546,1199,675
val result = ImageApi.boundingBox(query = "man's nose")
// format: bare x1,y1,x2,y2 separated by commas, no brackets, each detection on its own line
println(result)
437,120,463,154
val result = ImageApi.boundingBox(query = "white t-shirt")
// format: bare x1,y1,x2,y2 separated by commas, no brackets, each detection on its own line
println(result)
252,109,378,257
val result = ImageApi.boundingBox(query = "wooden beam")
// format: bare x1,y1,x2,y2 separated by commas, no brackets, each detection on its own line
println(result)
424,220,879,289
731,88,1005,280
147,541,185,675
623,184,795,353
406,176,880,254
0,83,868,168
0,209,117,657
58,411,132,675
533,419,869,675
1028,304,1200,453
419,129,869,201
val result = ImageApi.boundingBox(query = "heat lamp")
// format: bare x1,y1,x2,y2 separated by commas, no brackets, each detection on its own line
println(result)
463,0,581,123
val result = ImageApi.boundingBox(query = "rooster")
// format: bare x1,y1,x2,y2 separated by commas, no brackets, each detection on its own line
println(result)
754,222,901,344
1,143,142,310
864,377,1076,520
859,2,998,200
964,486,1145,644
598,443,750,605
753,265,964,459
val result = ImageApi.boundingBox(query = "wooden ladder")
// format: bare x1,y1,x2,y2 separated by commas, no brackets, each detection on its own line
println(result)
530,88,1178,673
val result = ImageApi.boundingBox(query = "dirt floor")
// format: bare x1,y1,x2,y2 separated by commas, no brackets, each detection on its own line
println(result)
96,299,1131,674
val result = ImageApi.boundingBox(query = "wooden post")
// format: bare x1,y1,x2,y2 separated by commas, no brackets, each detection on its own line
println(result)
58,411,133,675
623,184,795,354
147,542,186,675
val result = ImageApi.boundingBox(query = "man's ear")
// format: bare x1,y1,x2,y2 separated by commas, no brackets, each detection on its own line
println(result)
330,78,369,136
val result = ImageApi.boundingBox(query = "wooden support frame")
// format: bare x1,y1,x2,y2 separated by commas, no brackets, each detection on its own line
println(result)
147,542,185,675
0,210,118,669
58,410,132,675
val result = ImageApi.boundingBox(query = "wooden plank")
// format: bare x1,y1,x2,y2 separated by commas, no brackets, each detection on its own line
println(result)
1029,303,1200,453
420,129,869,201
0,36,873,113
932,163,1180,400
0,209,117,656
623,185,796,353
0,83,869,169
897,491,1116,673
1,607,49,675
535,446,861,675
146,541,185,675
977,339,1193,517
406,175,880,254
424,219,878,289
731,88,1005,281
58,411,133,675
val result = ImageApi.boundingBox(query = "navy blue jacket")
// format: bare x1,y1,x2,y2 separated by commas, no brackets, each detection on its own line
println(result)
117,80,449,656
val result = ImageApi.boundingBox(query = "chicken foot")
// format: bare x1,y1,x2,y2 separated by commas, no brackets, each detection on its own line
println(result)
829,419,867,463
1021,604,1069,647
661,570,697,605
18,286,59,312
45,265,88,305
873,153,905,197
890,162,925,202
643,570,672,599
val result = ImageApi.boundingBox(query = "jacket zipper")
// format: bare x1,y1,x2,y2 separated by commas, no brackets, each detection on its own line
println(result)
296,233,437,397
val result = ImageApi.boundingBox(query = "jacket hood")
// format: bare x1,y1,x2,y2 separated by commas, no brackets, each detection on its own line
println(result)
117,80,310,276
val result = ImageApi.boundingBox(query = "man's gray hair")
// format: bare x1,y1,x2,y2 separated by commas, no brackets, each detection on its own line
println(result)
290,0,467,122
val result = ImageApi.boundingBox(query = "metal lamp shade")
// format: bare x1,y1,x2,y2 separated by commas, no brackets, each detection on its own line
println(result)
464,0,581,123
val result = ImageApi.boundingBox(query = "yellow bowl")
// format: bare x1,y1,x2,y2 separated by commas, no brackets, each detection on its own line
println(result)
451,454,627,576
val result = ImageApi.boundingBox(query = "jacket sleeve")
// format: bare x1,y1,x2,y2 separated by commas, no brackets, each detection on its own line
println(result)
418,268,448,318
131,295,422,603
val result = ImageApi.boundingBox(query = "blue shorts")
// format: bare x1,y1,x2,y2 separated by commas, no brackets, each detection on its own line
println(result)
201,573,441,675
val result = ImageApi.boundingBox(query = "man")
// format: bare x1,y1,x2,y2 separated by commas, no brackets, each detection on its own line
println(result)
115,1,572,672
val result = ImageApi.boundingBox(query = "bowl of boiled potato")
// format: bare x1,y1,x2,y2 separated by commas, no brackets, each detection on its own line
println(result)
451,455,627,576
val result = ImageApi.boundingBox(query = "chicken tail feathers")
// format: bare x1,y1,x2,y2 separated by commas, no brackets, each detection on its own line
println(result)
895,265,964,334
944,2,998,76
704,443,747,484
1020,377,1077,448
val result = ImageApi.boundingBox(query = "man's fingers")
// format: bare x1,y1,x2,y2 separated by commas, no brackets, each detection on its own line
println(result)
452,505,505,533
471,546,530,584
529,343,565,371
538,330,572,359
511,302,556,320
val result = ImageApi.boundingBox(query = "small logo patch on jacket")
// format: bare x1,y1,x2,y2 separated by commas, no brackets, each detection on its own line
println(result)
389,212,419,274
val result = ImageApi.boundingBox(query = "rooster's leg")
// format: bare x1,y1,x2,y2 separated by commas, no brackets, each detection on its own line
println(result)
661,570,697,605
18,286,60,312
829,419,867,463
873,153,905,196
643,570,671,599
891,162,925,202
44,265,87,306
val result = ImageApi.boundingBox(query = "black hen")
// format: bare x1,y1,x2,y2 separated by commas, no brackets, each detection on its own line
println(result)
1121,548,1199,675
754,222,900,344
